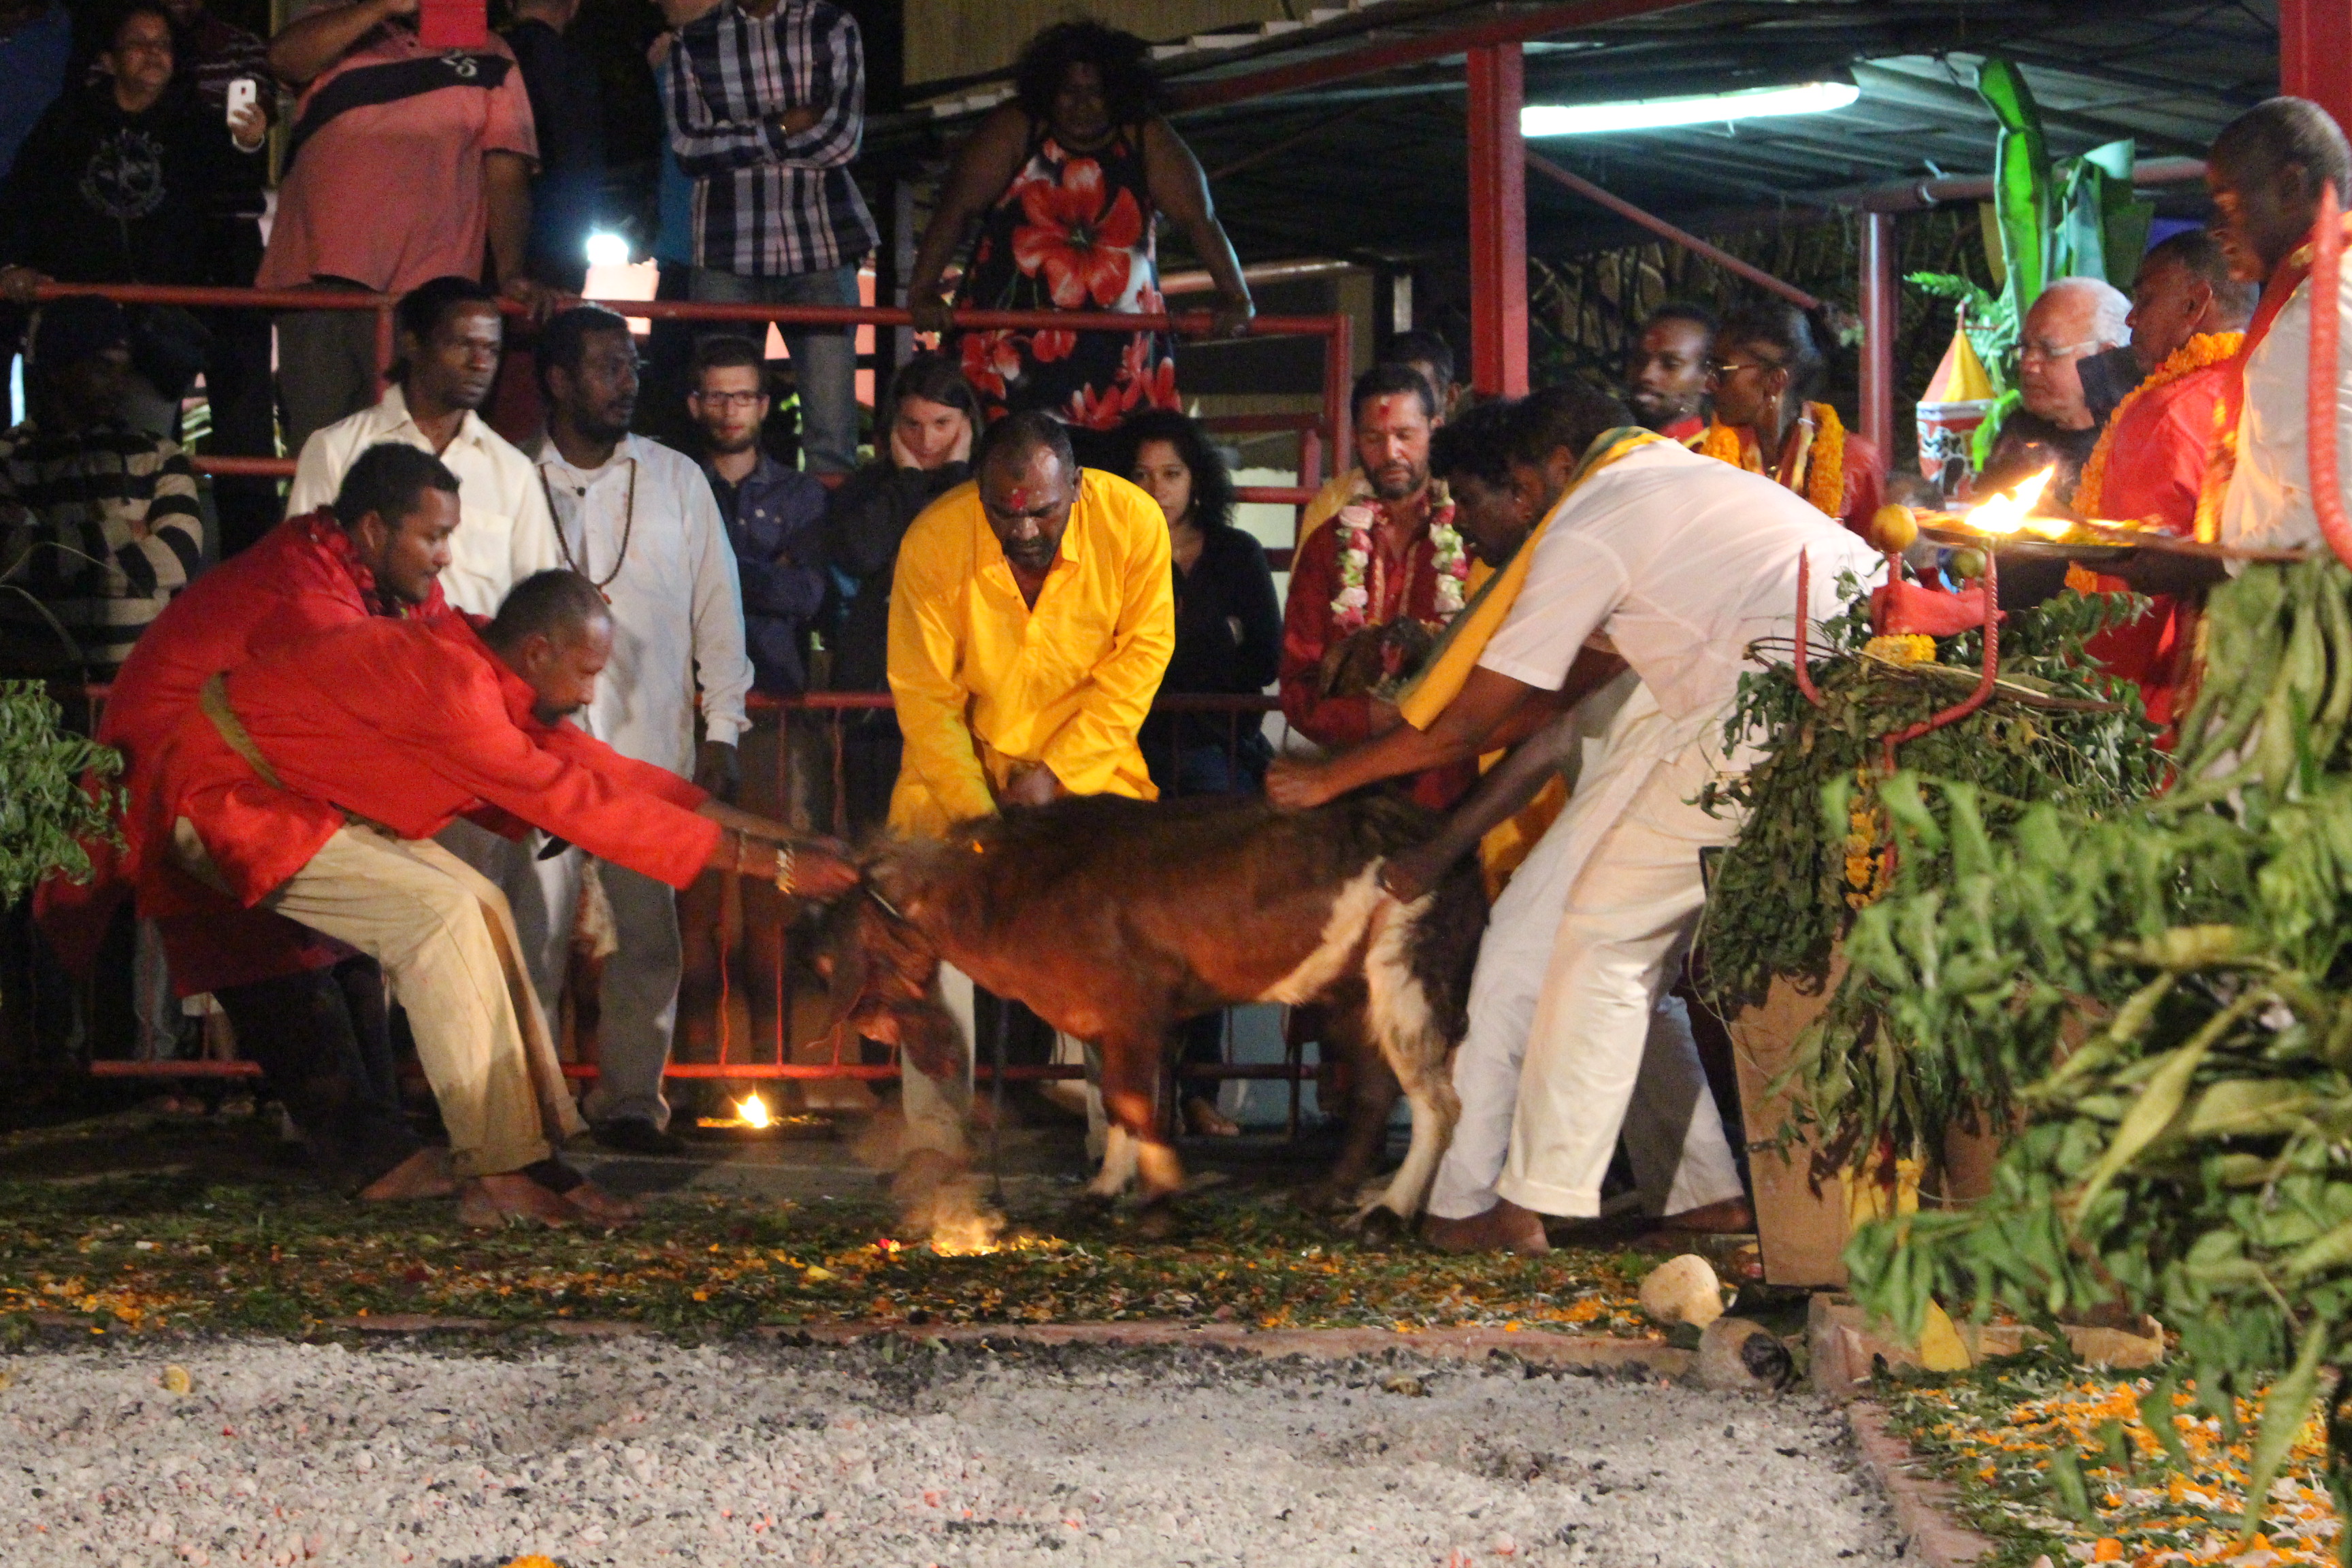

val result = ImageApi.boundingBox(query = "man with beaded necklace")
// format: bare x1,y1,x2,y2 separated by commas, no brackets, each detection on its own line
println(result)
524,304,754,1155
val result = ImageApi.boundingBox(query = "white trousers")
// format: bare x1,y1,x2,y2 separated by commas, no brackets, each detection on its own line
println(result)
1428,699,1744,1221
442,822,684,1132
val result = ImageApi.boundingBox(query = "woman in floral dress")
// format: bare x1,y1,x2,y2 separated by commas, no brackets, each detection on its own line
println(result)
904,22,1254,463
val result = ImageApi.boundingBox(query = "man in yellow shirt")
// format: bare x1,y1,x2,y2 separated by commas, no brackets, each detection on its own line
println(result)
884,410,1176,1160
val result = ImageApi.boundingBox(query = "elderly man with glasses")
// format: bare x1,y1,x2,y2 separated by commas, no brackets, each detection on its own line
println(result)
1976,275,2133,504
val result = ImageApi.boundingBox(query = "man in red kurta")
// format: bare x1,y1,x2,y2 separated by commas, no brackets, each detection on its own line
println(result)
1280,365,1476,811
49,444,461,1198
148,570,855,1226
2075,229,2257,726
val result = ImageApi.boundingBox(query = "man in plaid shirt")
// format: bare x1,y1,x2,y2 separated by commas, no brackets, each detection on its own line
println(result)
663,0,875,475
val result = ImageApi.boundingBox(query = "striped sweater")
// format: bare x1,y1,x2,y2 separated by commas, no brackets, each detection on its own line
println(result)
0,420,203,676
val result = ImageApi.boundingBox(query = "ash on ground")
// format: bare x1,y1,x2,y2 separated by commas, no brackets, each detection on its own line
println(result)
0,1337,1902,1566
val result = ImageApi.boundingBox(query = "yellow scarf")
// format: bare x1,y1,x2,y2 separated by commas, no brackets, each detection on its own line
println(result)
2074,332,2243,520
1700,402,1847,519
1396,427,1663,731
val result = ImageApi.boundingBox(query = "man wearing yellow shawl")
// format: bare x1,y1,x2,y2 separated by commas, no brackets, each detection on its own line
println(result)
1271,385,1882,1254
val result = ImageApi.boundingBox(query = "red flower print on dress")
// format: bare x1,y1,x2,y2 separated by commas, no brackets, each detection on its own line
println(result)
1130,355,1179,411
1114,336,1178,411
1012,159,1142,310
1030,327,1077,364
960,329,1023,399
1065,382,1131,430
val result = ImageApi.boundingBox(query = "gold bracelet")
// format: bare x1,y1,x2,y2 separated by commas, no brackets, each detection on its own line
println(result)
774,843,796,897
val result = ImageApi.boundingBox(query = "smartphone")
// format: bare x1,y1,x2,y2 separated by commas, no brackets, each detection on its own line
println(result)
417,0,489,48
225,78,257,125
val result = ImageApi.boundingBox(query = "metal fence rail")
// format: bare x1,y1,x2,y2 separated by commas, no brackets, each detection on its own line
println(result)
23,282,1351,547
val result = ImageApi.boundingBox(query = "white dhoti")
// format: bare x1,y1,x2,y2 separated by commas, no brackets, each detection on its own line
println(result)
1427,684,1744,1220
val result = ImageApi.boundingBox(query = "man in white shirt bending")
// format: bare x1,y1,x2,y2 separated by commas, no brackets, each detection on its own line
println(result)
286,276,563,615
1271,384,1882,1253
527,304,753,1154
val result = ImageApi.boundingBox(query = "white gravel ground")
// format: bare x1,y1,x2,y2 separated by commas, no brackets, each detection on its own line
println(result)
0,1337,1902,1567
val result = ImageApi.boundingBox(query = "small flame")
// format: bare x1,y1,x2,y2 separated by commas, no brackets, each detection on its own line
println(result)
926,1209,1007,1256
736,1094,772,1130
1961,467,2066,538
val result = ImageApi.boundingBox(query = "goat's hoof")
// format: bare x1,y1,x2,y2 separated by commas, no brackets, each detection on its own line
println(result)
1340,1204,1409,1245
1133,1203,1179,1241
1296,1179,1357,1214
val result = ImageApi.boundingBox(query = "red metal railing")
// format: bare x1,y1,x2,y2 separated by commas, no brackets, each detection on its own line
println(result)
60,684,1317,1113
24,281,1351,536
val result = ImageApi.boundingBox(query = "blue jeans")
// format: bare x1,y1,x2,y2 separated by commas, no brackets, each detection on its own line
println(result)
689,264,861,474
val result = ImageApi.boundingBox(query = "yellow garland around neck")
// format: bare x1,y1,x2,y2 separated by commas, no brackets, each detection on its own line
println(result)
2075,331,2244,520
1700,402,1846,519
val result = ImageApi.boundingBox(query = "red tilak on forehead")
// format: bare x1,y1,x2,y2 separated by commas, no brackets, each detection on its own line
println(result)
1009,487,1032,510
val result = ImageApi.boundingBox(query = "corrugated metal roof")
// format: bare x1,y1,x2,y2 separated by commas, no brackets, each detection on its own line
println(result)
879,1,2278,262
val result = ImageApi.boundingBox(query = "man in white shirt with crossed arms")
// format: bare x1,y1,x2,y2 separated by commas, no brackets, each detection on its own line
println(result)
1272,383,1882,1253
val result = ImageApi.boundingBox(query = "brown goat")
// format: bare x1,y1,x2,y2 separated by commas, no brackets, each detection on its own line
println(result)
823,792,1485,1222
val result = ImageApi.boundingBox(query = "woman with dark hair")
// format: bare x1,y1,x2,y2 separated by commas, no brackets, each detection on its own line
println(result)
1699,300,1886,536
902,20,1253,463
1115,406,1280,1137
818,353,983,835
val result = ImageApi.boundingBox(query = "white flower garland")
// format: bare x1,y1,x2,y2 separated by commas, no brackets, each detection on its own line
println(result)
1328,491,1469,633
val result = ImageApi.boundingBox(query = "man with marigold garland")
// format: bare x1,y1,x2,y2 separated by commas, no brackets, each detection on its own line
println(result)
2073,230,2255,725
1279,363,1477,811
1701,302,1886,537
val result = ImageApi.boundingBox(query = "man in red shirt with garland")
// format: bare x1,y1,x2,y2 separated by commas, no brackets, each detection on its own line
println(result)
2072,229,2256,726
145,570,858,1226
54,444,459,1199
1279,363,1475,811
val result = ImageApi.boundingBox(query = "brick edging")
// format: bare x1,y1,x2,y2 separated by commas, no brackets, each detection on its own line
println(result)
315,1313,1691,1373
1846,1400,1997,1567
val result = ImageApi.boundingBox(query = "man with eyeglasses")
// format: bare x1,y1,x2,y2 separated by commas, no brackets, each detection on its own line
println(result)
1977,276,2132,504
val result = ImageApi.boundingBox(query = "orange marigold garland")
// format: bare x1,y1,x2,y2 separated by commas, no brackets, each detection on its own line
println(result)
1700,402,1847,519
2074,331,2244,519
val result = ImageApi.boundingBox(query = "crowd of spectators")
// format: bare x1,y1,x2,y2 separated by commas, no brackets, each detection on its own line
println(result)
0,0,1908,1204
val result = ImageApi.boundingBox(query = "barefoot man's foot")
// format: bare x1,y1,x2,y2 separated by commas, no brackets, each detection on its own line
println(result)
457,1172,576,1228
1661,1196,1756,1234
1421,1198,1551,1255
358,1147,455,1203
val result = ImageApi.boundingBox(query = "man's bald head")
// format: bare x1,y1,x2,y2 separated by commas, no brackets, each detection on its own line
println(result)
485,570,615,724
974,412,1079,575
2019,277,2131,428
2209,97,2352,282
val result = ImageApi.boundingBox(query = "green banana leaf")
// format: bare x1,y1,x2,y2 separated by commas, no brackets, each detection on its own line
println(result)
1976,59,2052,329
2056,140,2157,290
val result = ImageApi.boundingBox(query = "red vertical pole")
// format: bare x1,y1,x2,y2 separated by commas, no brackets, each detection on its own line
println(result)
2281,0,2352,141
1467,44,1530,397
1860,210,1897,463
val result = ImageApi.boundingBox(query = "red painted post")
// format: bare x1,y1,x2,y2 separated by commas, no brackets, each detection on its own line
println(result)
2281,0,2352,140
1860,210,1897,463
1467,44,1530,397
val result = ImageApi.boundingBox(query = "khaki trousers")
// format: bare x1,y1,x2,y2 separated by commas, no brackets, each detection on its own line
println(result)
177,821,587,1175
